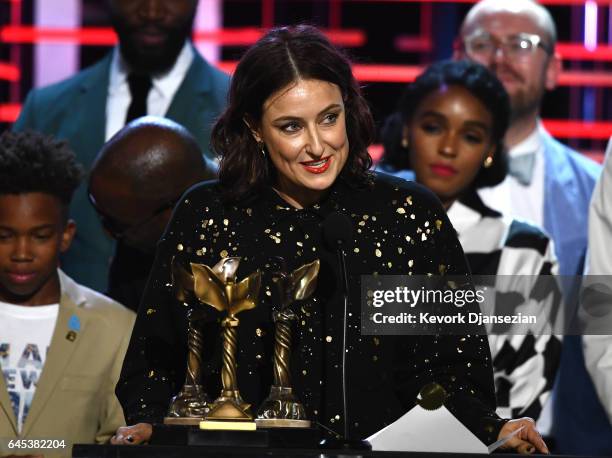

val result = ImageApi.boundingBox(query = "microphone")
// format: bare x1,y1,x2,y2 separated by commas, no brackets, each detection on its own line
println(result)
323,212,352,297
323,211,353,247
320,212,371,451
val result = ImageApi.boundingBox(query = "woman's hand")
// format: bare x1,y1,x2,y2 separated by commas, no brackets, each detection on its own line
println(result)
497,417,549,454
110,423,153,445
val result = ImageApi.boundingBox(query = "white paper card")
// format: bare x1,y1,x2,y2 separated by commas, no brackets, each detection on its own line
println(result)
366,404,488,454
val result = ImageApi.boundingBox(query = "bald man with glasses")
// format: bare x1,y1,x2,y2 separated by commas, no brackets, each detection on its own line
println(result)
89,116,215,313
455,0,606,454
456,0,599,280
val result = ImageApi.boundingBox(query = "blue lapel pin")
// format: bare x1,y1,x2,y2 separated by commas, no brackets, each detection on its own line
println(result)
66,314,81,342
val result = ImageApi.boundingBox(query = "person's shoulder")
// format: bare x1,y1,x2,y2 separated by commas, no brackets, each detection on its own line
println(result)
61,272,135,327
563,144,601,178
182,178,222,201
504,217,552,256
171,179,225,215
370,170,444,209
79,287,135,323
543,132,601,180
375,166,416,183
23,56,110,107
192,51,230,89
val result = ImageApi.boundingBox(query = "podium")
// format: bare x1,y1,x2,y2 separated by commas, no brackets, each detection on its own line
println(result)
72,445,595,458
150,424,321,448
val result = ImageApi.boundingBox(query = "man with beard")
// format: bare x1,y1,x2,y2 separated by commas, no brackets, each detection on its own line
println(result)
13,0,229,294
89,117,215,312
456,0,599,279
455,0,604,454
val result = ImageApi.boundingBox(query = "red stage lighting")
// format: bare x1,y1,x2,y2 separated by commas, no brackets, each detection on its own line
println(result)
556,44,612,61
0,26,365,47
0,62,19,81
361,0,612,5
543,120,612,140
0,104,21,123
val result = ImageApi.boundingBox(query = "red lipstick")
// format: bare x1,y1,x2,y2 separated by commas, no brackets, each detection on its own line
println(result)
300,156,332,174
430,163,458,177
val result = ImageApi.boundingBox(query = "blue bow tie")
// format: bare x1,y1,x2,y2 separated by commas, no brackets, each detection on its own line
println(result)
508,153,536,186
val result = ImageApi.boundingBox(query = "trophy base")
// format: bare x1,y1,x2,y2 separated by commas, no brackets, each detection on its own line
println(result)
205,398,253,421
163,416,205,426
199,420,256,431
255,385,310,427
151,424,321,448
255,418,311,428
165,384,210,420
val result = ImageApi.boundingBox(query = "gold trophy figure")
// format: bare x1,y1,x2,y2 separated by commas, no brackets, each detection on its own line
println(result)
164,261,211,425
256,259,320,428
190,257,262,430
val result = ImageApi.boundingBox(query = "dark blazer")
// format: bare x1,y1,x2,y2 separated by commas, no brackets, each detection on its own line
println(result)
117,173,506,445
13,48,230,293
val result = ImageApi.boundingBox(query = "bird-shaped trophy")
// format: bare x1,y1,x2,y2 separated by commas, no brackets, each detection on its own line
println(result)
164,259,211,425
190,257,262,430
256,258,320,428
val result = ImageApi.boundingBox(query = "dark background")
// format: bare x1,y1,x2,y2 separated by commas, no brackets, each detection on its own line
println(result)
0,0,610,156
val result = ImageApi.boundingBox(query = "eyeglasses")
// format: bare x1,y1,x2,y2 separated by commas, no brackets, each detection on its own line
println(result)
88,190,180,240
463,32,553,60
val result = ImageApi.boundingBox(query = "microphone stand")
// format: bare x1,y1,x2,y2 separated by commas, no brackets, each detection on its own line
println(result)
319,239,372,451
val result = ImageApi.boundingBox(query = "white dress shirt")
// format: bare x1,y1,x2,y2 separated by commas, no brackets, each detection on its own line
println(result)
583,136,612,426
478,123,546,228
105,41,194,141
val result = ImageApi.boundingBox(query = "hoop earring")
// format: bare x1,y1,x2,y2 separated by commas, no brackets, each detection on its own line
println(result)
483,155,493,168
258,142,266,158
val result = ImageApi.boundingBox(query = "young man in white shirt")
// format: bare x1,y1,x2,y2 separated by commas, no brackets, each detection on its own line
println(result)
0,131,135,458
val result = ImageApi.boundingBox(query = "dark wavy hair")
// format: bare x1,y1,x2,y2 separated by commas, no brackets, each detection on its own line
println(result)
0,130,84,209
212,25,375,202
380,60,510,189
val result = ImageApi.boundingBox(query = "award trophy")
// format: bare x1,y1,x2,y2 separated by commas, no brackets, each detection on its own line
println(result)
164,260,211,425
256,259,320,428
189,257,262,430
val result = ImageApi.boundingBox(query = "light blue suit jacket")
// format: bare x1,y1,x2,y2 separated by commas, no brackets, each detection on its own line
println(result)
13,47,230,293
541,131,601,278
541,134,612,455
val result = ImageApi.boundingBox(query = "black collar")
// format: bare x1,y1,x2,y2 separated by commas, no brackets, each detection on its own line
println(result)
458,188,501,219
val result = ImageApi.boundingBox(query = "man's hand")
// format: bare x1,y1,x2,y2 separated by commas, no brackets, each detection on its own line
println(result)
110,423,153,445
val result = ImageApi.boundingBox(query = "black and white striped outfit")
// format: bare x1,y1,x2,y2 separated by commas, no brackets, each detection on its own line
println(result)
449,191,562,421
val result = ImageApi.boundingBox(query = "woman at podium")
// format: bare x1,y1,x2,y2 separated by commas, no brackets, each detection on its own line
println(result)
112,25,547,454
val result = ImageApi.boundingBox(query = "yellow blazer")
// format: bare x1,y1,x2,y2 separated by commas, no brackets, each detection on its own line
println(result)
0,270,135,457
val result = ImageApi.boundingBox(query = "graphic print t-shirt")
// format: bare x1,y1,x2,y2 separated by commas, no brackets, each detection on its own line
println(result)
0,301,59,432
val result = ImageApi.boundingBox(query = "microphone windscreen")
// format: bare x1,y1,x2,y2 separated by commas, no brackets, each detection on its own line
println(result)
322,212,353,248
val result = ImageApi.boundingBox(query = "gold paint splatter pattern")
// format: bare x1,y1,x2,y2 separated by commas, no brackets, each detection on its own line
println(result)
130,177,494,443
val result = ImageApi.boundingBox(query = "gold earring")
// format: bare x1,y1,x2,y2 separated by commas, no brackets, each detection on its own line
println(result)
401,137,409,149
483,155,493,168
